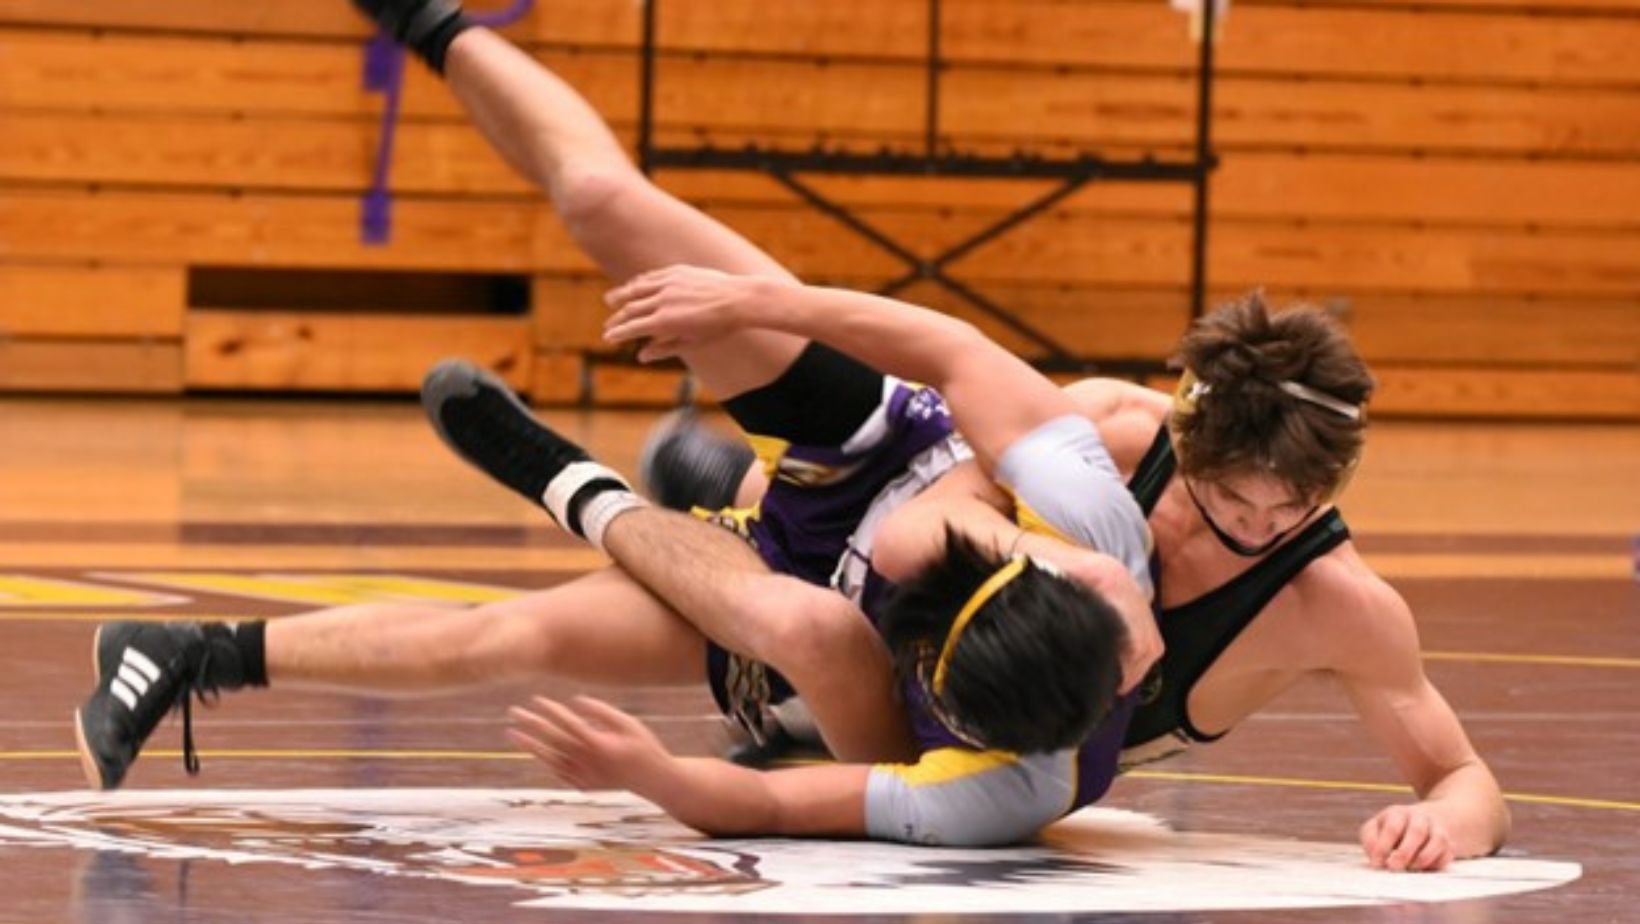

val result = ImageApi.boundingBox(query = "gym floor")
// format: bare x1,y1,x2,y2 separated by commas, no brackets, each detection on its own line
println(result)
0,397,1633,923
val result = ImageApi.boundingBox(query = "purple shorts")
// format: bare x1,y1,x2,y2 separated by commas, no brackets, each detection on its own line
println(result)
702,381,957,721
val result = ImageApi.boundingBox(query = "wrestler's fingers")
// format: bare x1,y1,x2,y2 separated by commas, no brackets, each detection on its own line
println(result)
1360,811,1394,867
507,705,581,756
604,270,671,308
530,696,596,745
505,727,586,782
1386,812,1431,871
570,695,644,734
603,315,656,345
637,338,686,363
604,294,665,332
1409,832,1452,872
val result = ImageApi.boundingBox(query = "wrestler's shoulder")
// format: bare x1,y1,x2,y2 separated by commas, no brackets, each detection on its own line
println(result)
1287,541,1409,628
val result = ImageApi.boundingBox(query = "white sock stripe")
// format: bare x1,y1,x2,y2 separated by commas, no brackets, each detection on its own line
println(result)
116,663,152,696
541,461,630,533
122,646,162,683
110,678,139,711
581,492,648,552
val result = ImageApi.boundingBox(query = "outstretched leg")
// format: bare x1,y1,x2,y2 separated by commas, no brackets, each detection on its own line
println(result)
74,566,708,790
264,568,704,693
440,25,807,398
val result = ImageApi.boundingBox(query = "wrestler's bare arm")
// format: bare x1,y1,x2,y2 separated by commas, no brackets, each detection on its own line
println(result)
1314,559,1511,869
510,694,1067,846
510,695,871,838
604,270,1077,473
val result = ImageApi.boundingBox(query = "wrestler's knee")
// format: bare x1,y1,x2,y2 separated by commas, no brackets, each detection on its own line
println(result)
451,601,561,676
755,591,873,680
553,166,647,240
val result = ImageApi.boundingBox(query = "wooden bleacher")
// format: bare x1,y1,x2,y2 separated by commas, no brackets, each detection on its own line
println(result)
0,0,1634,417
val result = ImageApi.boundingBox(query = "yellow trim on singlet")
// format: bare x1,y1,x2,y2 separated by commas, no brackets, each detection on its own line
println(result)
1011,484,1157,564
744,433,790,481
689,502,760,539
876,746,1018,786
1011,495,1076,545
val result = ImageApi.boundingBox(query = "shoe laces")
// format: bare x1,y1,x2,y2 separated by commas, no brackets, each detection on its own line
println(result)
175,648,224,776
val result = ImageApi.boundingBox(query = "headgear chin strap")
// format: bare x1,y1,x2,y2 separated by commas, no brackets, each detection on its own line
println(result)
1169,368,1365,505
1182,478,1315,557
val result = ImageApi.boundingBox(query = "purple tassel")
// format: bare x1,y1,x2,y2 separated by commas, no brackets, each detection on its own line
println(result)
359,2,537,245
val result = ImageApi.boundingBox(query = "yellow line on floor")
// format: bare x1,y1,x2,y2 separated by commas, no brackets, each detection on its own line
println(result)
1124,769,1640,813
0,613,252,623
1,748,530,762
1423,651,1640,669
0,544,609,570
2,750,1635,813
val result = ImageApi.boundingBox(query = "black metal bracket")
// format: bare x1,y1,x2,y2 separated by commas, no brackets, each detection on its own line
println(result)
636,0,1219,376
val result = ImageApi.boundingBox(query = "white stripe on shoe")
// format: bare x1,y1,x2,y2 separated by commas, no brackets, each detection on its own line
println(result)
110,678,139,711
122,646,162,683
116,663,151,697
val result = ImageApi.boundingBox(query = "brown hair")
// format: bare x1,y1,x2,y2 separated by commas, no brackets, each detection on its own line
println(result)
1171,292,1375,502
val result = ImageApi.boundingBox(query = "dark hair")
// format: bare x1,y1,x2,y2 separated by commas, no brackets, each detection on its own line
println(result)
1172,292,1375,502
878,530,1129,754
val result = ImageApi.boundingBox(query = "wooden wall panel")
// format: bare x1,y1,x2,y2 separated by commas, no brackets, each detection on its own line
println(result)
954,3,1640,86
0,191,547,272
893,283,1190,362
7,31,1639,160
5,190,1637,311
11,114,1640,245
959,218,1640,295
942,70,1640,158
1371,367,1640,420
588,361,692,408
525,277,1640,372
12,116,1640,233
0,265,184,337
531,276,615,350
0,112,527,196
528,349,587,405
662,158,1640,230
1,5,1634,417
1339,296,1640,367
185,311,531,391
0,340,182,392
4,1,1637,88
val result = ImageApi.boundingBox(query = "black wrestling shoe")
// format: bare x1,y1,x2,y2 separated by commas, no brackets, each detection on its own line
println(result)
637,410,756,511
422,360,631,537
351,0,476,73
353,0,467,47
74,622,248,790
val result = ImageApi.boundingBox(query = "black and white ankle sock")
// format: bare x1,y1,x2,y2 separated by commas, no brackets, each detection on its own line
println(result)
201,621,268,689
541,461,649,551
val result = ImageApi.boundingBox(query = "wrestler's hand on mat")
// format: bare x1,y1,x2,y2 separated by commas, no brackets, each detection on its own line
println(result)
507,695,671,792
1359,803,1455,872
603,265,782,361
